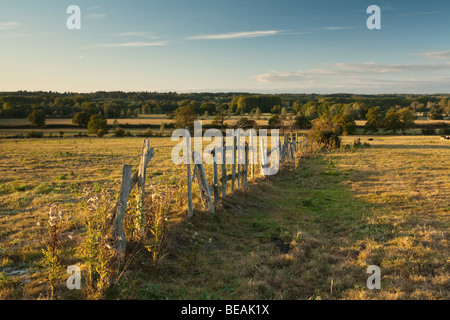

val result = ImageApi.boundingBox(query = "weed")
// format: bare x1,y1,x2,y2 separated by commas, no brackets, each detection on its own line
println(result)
41,205,64,299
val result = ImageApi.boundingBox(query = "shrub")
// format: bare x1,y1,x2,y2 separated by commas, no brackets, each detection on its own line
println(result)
268,115,282,129
309,117,341,149
235,117,258,129
97,129,106,138
27,131,44,138
114,127,125,137
144,128,153,137
421,127,435,135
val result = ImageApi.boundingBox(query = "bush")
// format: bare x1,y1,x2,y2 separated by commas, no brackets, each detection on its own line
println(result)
309,117,341,149
267,115,282,129
421,127,435,135
97,129,106,138
144,128,153,137
235,117,258,129
440,128,450,135
343,138,371,150
114,127,125,137
27,131,44,138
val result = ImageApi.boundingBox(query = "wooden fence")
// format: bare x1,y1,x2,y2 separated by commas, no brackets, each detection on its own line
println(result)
110,132,313,260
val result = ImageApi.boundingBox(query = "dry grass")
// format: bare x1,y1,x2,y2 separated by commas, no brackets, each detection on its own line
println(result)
0,135,448,299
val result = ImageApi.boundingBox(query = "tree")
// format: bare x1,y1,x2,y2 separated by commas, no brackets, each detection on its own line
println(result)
212,104,230,130
174,105,197,129
87,115,108,136
268,114,283,129
383,108,402,134
333,114,356,135
365,107,383,133
2,102,14,117
72,111,90,128
271,105,281,115
294,114,311,129
235,117,257,129
255,108,261,120
430,108,444,120
397,108,416,133
27,109,46,127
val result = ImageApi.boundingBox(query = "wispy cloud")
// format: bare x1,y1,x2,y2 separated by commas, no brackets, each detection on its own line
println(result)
186,30,281,40
115,32,158,39
0,21,20,31
84,41,168,49
254,62,450,83
87,13,106,19
411,51,450,60
381,4,396,11
398,11,439,17
322,26,356,31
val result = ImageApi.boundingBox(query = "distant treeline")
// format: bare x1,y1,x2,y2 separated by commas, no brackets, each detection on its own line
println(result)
0,91,449,120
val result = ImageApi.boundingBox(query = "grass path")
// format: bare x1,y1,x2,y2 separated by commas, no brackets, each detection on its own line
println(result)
114,139,448,300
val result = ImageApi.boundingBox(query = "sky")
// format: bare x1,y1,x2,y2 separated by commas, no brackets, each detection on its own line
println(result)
0,0,449,94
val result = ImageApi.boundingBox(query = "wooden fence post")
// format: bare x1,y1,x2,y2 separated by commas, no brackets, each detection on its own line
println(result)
186,127,194,218
250,131,255,180
221,138,227,197
260,138,267,177
231,135,236,192
213,148,219,205
192,151,215,214
136,139,154,234
237,130,241,189
244,142,249,188
112,165,133,261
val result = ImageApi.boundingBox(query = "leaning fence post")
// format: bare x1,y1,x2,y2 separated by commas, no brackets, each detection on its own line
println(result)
186,127,193,218
113,164,133,262
192,151,215,214
260,138,268,177
137,139,154,235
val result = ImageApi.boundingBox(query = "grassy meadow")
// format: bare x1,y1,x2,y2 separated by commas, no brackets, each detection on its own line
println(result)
0,134,448,299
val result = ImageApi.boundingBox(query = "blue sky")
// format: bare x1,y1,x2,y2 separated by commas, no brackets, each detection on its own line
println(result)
0,0,449,94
